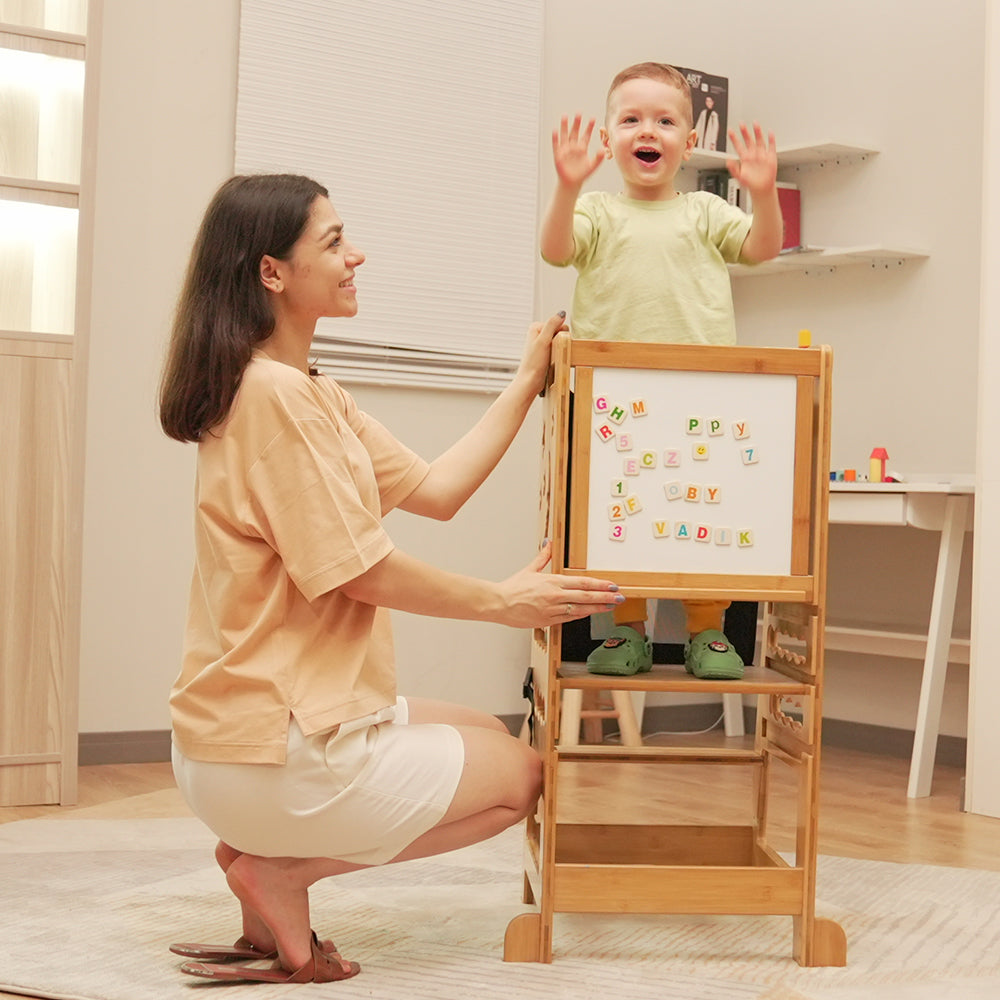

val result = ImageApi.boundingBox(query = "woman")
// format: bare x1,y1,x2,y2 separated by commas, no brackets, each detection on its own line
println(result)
158,174,623,983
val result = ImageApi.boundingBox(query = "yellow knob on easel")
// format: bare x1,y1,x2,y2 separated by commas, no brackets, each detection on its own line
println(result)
798,329,812,348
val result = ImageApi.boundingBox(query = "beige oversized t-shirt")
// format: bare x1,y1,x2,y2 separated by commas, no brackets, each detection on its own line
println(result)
170,355,429,764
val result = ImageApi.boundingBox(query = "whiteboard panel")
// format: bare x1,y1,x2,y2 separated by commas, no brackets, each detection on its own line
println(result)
584,367,798,575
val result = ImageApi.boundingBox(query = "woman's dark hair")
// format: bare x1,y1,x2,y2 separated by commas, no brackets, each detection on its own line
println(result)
159,173,328,442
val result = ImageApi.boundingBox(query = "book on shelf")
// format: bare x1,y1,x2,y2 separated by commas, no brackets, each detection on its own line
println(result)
674,66,728,153
776,182,801,251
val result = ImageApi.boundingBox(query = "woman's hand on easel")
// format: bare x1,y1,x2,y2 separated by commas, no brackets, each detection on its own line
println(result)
495,541,624,628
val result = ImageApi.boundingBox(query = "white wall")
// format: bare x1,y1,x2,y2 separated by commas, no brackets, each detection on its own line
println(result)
77,0,986,739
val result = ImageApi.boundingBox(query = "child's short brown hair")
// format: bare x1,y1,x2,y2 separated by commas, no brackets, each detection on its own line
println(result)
606,62,693,127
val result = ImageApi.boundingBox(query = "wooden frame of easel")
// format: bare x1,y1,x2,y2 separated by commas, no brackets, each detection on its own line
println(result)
504,336,847,967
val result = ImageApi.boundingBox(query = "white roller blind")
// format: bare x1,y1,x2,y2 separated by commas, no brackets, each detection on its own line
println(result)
236,0,543,392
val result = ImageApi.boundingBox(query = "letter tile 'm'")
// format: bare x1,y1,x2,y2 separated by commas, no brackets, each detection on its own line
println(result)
611,479,627,497
693,443,710,461
695,524,712,542
738,529,754,547
715,527,732,545
685,484,701,502
608,404,627,425
625,495,643,515
641,450,658,468
594,395,609,414
608,502,625,521
740,446,759,465
616,433,633,451
687,417,703,435
675,521,692,539
708,418,724,437
609,523,626,542
732,420,750,440
664,481,684,501
705,485,721,504
663,448,681,467
624,458,640,476
595,423,614,442
630,398,648,417
652,520,670,538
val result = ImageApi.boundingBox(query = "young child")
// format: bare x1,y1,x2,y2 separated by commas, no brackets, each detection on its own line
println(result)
541,61,783,680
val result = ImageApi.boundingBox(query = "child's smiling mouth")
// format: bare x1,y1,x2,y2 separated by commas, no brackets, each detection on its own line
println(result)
634,148,661,163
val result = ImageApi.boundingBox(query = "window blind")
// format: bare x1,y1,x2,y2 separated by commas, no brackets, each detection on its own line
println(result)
236,0,543,392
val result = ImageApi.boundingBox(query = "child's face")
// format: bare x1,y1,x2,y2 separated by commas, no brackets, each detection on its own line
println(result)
600,77,697,200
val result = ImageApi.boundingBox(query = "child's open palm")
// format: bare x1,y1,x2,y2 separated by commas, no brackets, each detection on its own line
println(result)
552,114,606,188
726,122,777,196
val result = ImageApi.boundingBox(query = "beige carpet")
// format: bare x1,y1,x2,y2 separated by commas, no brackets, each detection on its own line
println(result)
1,816,999,1000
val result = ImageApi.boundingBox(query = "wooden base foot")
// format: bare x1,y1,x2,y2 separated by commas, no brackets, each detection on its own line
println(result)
503,913,544,962
801,917,847,966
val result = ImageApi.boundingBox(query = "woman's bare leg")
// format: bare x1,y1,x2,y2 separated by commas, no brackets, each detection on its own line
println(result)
223,698,540,972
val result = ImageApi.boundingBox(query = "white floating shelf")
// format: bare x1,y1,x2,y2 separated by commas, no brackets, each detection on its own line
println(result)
730,245,929,278
683,142,878,174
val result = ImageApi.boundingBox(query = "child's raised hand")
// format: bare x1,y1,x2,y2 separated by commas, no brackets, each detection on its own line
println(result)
726,122,777,196
552,114,606,189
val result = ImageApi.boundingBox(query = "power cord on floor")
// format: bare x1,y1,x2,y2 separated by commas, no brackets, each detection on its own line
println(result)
603,710,727,743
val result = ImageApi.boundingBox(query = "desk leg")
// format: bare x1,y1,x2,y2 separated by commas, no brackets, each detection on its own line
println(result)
907,495,969,798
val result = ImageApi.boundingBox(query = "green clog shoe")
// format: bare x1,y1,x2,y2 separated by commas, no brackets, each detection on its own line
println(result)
684,629,744,680
586,625,653,676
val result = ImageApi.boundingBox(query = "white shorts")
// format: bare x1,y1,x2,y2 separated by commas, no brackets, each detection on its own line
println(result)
171,698,465,865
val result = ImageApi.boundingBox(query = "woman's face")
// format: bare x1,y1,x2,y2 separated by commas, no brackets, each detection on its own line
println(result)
276,196,365,320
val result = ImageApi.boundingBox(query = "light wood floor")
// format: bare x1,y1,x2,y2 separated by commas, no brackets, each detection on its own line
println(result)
2,740,998,872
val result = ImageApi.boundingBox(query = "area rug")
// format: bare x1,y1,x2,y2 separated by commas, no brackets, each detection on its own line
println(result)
1,816,999,1000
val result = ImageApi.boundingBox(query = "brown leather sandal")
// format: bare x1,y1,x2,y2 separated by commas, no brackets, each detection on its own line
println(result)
180,931,360,983
170,931,339,963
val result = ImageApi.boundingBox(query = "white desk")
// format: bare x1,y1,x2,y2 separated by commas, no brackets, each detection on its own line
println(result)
828,480,974,797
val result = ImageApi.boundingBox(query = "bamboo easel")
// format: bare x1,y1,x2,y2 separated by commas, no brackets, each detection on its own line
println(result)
504,336,846,967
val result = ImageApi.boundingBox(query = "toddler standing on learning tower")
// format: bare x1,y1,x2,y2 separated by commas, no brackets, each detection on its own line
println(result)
540,61,783,680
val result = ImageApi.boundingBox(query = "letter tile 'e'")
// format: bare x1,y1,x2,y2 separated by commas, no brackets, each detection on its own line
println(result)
675,521,692,540
732,420,750,440
708,418,724,437
695,524,712,542
664,481,684,501
624,458,641,476
715,527,732,545
738,529,754,548
693,442,709,461
652,520,670,538
609,523,626,542
608,502,626,521
705,485,721,504
594,395,609,414
608,404,628,426
740,446,759,465
687,417,702,435
663,448,681,467
595,423,614,443
616,433,633,451
630,398,648,417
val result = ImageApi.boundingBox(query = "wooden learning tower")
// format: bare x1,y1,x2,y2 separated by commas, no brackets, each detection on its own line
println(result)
504,335,847,968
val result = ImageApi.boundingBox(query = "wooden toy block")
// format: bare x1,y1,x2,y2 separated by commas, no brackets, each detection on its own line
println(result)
630,398,648,417
687,416,703,434
737,528,754,547
708,418,725,436
732,420,750,440
595,423,614,443
608,404,628,425
623,458,640,476
640,450,658,469
798,328,812,348
869,447,889,483
664,481,683,501
693,442,710,461
611,479,627,497
609,523,626,541
616,433,633,451
685,484,701,503
651,520,670,538
740,446,759,465
705,485,721,503
844,468,856,482
625,495,643,515
663,448,681,467
608,502,625,521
